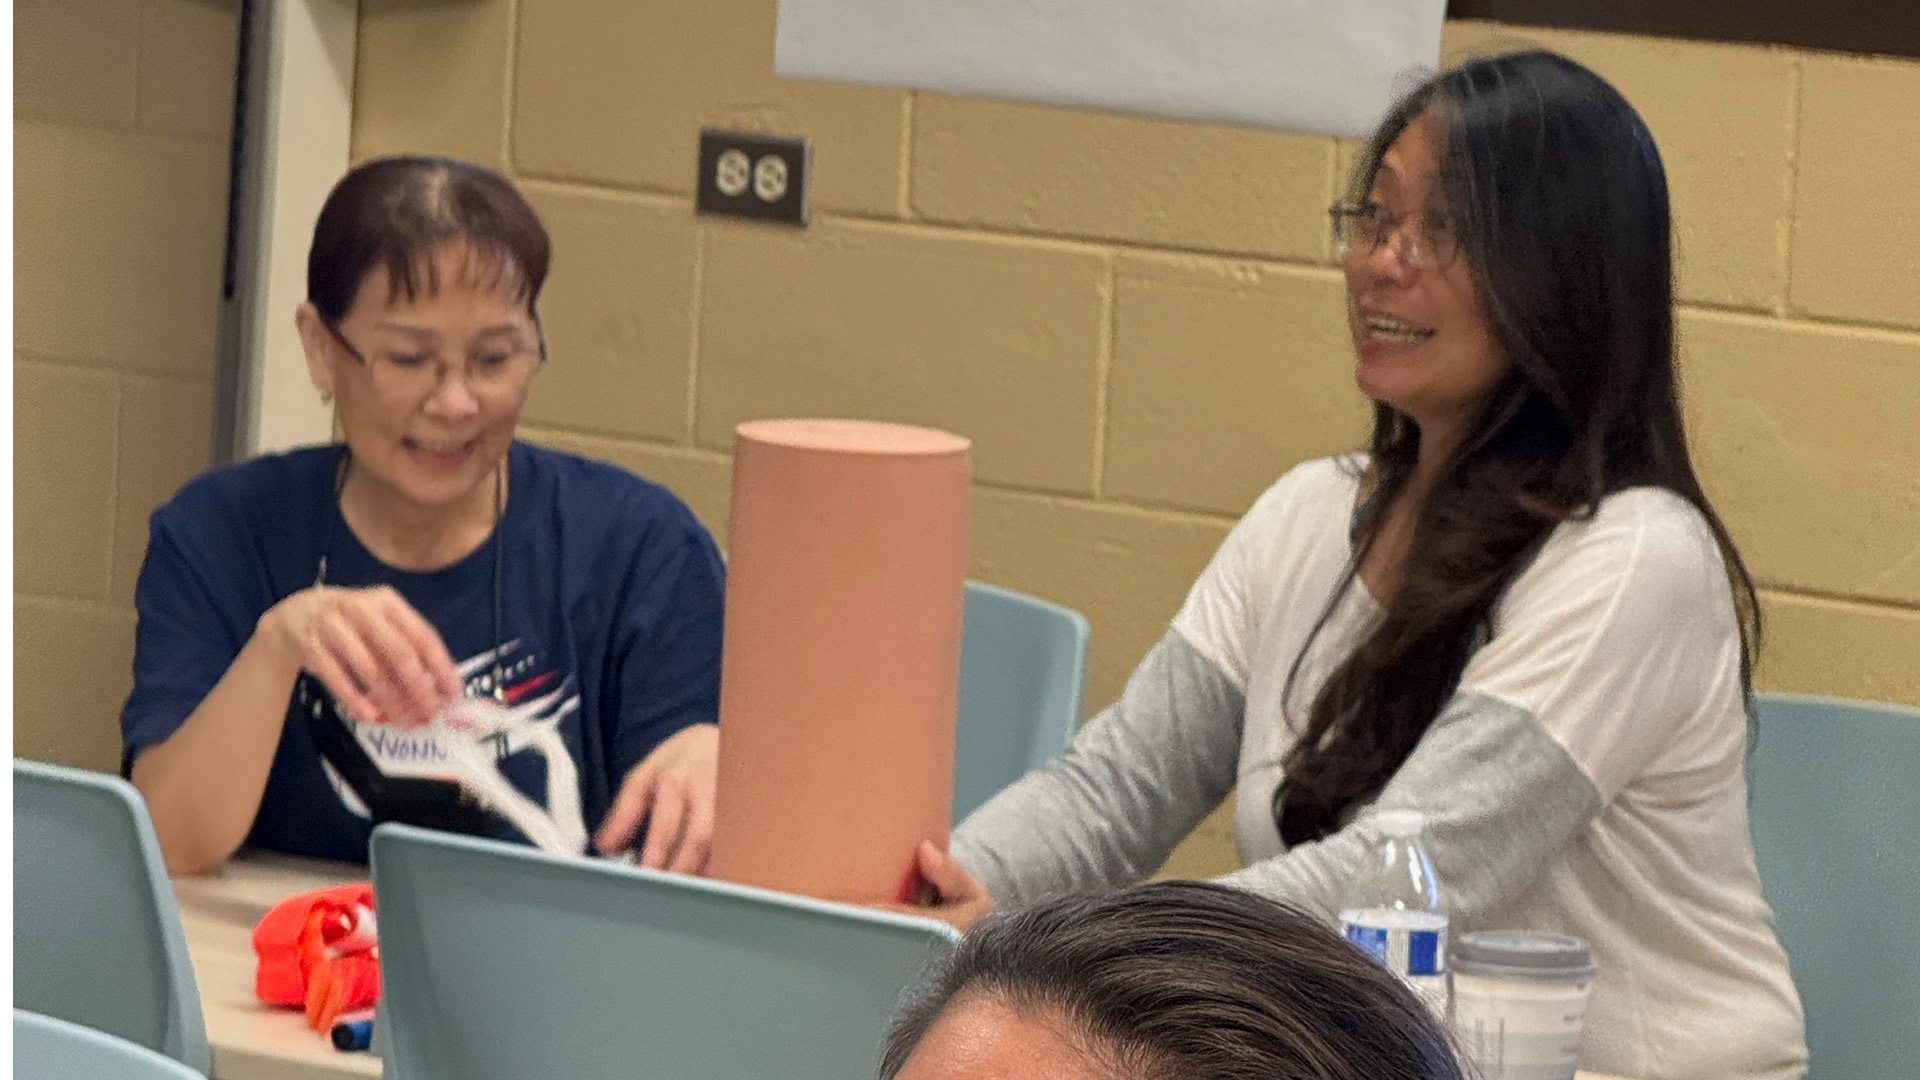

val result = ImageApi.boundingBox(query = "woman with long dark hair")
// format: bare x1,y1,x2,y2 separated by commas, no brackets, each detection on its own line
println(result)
909,51,1806,1079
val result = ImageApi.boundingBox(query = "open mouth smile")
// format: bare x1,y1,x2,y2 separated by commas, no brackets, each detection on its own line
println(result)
1362,314,1437,344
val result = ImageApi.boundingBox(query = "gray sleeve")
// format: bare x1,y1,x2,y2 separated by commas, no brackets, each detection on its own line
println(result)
1219,691,1603,923
950,629,1245,907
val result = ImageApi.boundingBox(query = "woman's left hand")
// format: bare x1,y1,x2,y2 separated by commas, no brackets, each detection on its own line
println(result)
594,723,719,874
885,840,997,932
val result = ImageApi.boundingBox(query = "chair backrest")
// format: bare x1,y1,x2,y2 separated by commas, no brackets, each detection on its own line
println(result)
954,581,1089,823
12,760,210,1073
369,822,962,1080
14,1009,205,1080
1748,693,1920,1079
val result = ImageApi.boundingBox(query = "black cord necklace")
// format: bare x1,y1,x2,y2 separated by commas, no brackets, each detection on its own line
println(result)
301,446,515,839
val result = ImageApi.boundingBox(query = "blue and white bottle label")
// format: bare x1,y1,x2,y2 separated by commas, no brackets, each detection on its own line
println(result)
1344,922,1446,975
1339,907,1450,1016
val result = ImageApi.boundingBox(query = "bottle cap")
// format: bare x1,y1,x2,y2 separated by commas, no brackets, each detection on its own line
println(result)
1451,930,1595,979
1375,809,1427,838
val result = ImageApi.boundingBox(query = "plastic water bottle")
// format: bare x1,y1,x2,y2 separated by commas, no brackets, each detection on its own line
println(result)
1339,808,1449,1018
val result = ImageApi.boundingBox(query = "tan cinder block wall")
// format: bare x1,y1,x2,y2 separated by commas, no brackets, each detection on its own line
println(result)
14,0,237,772
354,1,1920,877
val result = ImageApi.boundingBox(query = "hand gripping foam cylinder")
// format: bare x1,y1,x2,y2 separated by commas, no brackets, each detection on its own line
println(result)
709,418,971,904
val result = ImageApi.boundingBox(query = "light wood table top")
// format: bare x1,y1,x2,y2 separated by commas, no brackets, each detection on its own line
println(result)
173,852,1632,1080
173,852,382,1080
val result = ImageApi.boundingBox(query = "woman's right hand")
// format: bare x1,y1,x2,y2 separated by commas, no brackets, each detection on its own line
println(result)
263,584,461,728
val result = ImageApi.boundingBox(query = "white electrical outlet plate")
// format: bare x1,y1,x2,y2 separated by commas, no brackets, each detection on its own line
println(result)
696,130,810,225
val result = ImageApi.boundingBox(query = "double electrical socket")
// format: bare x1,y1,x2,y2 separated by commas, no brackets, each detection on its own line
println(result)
695,129,810,226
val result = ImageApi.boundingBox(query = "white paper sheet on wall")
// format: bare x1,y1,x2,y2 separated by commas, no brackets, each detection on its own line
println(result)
774,0,1447,139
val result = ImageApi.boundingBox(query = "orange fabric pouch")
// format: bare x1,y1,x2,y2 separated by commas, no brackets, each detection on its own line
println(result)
252,883,381,1033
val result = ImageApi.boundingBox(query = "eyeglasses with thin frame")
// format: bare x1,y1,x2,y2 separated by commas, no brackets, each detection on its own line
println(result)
323,313,548,403
1329,201,1461,271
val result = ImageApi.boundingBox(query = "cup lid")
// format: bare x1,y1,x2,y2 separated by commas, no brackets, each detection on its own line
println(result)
1451,930,1594,977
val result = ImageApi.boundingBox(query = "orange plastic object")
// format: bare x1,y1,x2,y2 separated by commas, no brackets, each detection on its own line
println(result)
710,418,971,904
253,883,381,1032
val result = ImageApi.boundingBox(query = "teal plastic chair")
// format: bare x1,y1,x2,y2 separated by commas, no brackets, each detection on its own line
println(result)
1748,693,1920,1079
369,822,961,1080
13,1009,205,1080
13,761,210,1073
954,581,1089,823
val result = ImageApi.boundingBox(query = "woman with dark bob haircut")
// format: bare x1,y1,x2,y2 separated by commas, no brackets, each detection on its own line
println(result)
122,157,724,876
883,881,1463,1080
906,52,1806,1079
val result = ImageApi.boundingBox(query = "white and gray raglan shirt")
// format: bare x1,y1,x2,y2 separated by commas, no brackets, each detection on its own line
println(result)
952,456,1807,1080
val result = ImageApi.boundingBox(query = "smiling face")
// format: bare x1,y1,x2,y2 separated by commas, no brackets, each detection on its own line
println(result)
1345,112,1507,440
301,242,542,519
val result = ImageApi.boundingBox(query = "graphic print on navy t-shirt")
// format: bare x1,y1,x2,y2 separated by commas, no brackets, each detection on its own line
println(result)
317,638,589,854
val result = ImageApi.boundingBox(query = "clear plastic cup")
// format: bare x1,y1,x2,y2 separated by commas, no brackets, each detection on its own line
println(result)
1449,930,1596,1080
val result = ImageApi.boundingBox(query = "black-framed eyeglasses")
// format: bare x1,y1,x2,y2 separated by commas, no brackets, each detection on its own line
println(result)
322,311,549,403
1330,202,1461,271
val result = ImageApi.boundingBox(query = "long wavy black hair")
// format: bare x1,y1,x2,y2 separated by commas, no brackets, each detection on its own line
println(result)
1274,51,1760,845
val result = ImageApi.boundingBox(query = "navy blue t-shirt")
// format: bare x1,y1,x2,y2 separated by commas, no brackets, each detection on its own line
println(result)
120,441,726,863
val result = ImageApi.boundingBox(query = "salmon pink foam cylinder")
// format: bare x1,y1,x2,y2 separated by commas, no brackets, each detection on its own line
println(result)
709,418,971,904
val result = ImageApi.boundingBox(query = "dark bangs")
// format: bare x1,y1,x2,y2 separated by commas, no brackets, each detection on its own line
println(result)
306,155,552,321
